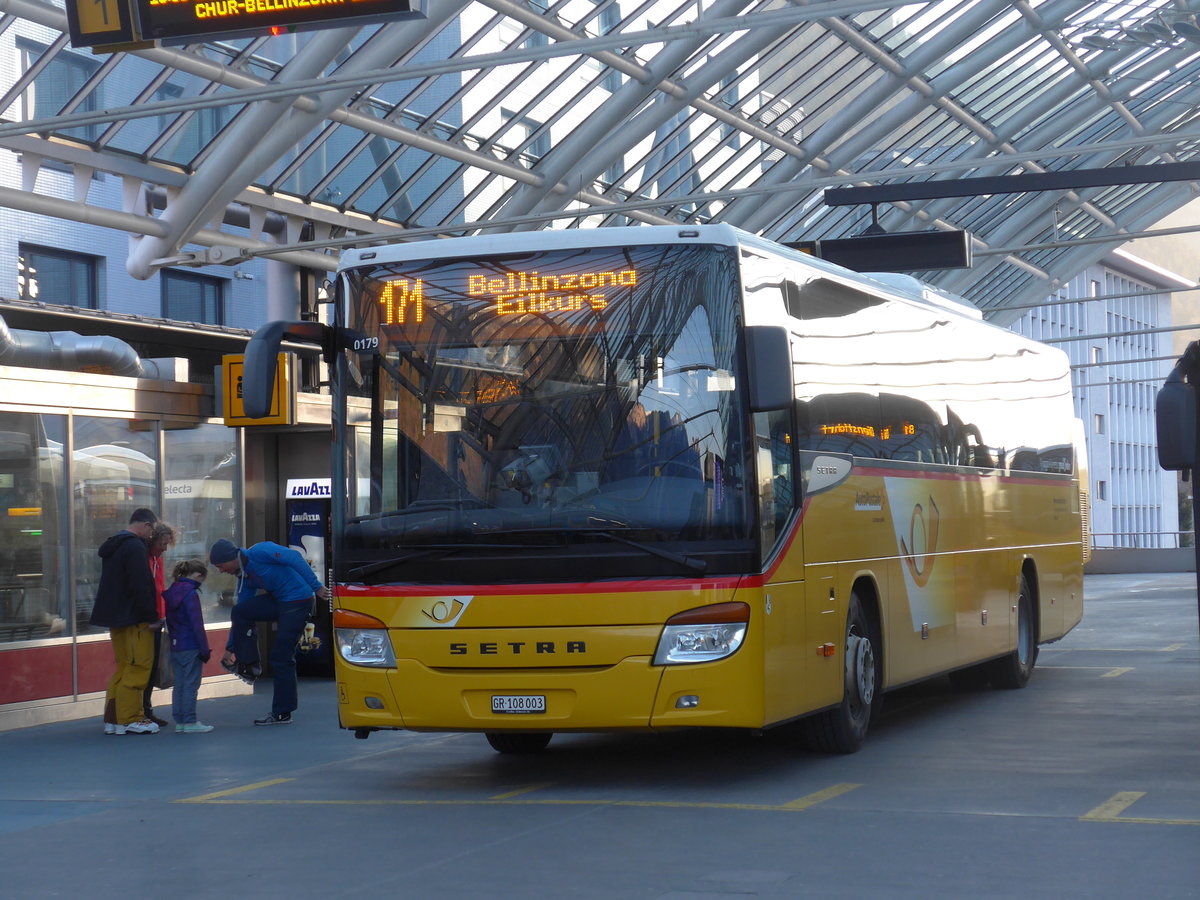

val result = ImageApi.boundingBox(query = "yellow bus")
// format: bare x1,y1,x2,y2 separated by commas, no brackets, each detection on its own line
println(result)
246,224,1087,754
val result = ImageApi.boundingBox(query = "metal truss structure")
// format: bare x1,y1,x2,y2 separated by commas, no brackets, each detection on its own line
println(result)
1,0,1200,320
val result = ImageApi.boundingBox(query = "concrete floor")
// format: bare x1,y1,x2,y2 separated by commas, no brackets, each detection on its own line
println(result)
1,572,1197,898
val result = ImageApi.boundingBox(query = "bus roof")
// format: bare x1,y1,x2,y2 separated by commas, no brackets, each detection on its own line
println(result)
339,224,748,269
339,224,984,323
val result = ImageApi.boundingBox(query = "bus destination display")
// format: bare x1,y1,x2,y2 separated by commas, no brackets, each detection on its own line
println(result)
377,266,639,332
135,0,425,44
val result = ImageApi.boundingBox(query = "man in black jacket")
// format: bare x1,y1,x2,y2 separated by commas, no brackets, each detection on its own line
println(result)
91,507,160,735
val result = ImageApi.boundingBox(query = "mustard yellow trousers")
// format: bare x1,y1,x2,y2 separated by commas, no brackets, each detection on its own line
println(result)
106,623,155,724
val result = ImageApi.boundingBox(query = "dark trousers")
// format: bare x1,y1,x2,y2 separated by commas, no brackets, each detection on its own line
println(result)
228,595,314,716
142,624,163,716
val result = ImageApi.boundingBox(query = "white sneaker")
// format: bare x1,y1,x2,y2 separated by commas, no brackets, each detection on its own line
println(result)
123,719,159,735
178,722,214,733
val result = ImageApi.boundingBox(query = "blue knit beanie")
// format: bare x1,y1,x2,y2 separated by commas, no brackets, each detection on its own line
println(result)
209,539,239,565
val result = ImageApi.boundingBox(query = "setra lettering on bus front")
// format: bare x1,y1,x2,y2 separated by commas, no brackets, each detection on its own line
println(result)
449,641,587,655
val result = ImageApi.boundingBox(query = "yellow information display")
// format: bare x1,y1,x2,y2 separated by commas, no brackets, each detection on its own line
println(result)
135,0,424,44
222,352,293,426
65,0,137,48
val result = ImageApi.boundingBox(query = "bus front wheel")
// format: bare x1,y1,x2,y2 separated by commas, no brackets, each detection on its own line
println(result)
485,732,553,754
803,591,881,754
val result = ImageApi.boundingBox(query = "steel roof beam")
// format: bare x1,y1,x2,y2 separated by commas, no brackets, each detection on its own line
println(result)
125,26,358,279
731,0,1012,232
513,4,783,224
493,0,757,222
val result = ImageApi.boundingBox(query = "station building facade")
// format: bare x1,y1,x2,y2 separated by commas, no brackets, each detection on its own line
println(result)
1010,250,1187,551
0,6,1191,726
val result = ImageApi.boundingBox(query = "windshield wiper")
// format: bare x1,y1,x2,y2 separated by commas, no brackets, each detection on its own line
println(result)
348,498,491,524
594,530,708,574
466,525,708,574
347,545,465,579
346,541,551,579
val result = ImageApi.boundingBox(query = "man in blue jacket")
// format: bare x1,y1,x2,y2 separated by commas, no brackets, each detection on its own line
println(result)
210,539,331,725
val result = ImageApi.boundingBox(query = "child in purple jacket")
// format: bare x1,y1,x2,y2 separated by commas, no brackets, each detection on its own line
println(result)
163,559,214,733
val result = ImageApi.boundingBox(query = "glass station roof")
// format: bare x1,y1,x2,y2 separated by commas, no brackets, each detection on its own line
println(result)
2,0,1200,319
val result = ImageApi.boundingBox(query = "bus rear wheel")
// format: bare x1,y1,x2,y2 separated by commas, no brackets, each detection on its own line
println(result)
485,732,553,754
989,575,1037,689
803,591,881,754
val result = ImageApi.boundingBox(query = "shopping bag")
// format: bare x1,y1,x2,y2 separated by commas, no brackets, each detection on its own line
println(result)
152,628,173,689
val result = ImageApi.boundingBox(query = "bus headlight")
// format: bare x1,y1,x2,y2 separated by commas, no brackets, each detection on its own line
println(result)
653,602,750,665
334,609,396,668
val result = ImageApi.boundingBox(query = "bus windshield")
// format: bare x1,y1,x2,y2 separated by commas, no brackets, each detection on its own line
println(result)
338,242,755,584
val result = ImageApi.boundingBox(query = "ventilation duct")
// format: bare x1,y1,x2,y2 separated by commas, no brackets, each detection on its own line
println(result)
0,313,181,380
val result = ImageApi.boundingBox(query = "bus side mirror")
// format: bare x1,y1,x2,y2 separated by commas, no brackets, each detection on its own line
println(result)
244,321,331,419
745,326,792,412
1156,366,1196,471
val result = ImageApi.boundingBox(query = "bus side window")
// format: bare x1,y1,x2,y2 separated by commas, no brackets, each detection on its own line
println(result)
755,409,795,553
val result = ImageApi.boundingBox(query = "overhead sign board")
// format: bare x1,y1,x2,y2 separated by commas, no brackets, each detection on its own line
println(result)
65,0,138,49
787,230,972,272
134,0,427,45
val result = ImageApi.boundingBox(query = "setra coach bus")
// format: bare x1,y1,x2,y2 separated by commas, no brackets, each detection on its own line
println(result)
243,224,1087,754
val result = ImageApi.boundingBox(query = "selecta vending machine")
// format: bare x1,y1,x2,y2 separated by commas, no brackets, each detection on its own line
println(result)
285,478,333,676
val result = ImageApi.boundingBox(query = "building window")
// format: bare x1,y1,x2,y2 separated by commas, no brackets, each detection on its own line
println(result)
18,244,100,308
73,416,158,636
718,72,741,147
501,109,550,165
524,0,549,47
1096,480,1107,501
1094,413,1104,434
590,0,622,92
163,422,240,624
153,82,230,161
17,39,101,143
0,412,68,647
163,270,224,325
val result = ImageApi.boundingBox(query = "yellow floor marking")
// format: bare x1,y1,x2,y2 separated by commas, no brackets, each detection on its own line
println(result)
178,783,861,813
177,778,294,803
178,797,841,812
1039,665,1134,673
489,782,552,800
1082,792,1144,820
779,782,862,810
1043,645,1187,653
1081,792,1200,826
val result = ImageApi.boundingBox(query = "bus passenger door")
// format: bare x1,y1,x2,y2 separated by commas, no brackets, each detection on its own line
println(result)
756,409,805,724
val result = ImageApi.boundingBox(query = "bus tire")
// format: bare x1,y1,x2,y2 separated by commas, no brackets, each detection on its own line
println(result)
485,732,553,754
803,590,881,754
989,575,1038,689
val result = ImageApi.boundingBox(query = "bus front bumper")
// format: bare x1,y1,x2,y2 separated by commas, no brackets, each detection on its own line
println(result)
337,653,764,732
